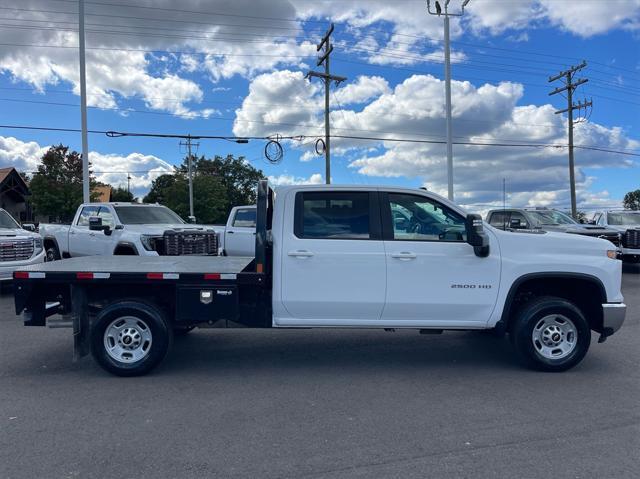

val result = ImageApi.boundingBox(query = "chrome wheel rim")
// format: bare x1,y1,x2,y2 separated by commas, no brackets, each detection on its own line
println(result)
103,316,152,363
532,314,577,360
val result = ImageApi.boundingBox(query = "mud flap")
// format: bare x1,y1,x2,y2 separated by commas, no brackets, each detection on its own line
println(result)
71,285,90,362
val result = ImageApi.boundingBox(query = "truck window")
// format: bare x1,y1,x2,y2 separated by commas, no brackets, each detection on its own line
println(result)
232,209,256,228
387,193,466,242
97,207,116,228
489,211,508,229
295,192,370,239
76,206,99,226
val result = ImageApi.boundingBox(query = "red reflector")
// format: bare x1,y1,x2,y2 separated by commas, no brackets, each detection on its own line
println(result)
14,271,29,279
147,272,163,280
76,272,94,280
204,273,220,280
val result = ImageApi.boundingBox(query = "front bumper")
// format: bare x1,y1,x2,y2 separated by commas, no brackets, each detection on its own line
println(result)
0,250,46,281
601,303,626,337
620,247,640,258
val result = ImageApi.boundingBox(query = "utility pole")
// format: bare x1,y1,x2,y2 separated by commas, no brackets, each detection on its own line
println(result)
78,0,90,203
306,23,346,184
127,173,131,194
549,60,591,219
426,0,472,202
179,136,199,222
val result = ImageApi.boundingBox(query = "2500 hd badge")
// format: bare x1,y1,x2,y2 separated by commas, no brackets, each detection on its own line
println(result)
451,284,493,289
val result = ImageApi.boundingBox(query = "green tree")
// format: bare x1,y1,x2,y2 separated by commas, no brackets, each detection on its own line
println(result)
623,189,640,210
29,145,98,222
143,154,264,224
110,186,135,202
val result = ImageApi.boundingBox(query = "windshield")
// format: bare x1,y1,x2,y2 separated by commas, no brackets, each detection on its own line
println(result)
0,210,20,229
527,210,576,226
607,212,640,225
114,206,185,225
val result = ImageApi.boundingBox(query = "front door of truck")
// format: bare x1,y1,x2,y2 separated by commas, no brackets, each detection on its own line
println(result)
68,205,99,256
225,208,256,256
380,192,500,326
279,190,386,325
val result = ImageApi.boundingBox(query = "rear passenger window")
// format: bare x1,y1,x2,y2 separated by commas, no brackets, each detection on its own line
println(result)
296,192,370,239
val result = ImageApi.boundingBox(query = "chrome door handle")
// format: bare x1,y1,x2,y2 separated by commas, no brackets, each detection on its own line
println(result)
391,252,417,260
69,230,76,235
288,250,314,258
227,231,234,234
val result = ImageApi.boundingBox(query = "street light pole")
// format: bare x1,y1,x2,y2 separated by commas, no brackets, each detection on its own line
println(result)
426,0,471,202
78,0,90,203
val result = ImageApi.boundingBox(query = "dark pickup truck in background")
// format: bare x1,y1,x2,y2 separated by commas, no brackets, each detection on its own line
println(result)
486,207,622,247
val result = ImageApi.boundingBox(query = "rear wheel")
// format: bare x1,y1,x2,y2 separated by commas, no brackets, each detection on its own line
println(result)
91,301,172,376
510,296,591,372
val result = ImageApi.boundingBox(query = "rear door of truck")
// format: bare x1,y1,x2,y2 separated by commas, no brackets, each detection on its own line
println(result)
277,188,386,325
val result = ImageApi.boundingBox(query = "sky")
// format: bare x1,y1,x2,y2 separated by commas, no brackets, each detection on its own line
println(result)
0,0,638,213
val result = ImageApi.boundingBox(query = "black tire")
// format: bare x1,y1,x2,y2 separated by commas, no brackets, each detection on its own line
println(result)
173,326,195,337
510,296,591,372
91,301,172,376
45,245,60,262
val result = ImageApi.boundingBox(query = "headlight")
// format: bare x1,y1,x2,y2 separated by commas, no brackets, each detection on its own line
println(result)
33,237,43,255
140,235,160,251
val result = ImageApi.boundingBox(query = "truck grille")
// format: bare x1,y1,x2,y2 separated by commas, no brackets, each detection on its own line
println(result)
569,231,621,246
162,231,218,256
0,239,34,262
623,229,640,249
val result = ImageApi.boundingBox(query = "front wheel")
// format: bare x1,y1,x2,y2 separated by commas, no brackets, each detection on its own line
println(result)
91,301,172,376
510,296,591,372
45,245,60,262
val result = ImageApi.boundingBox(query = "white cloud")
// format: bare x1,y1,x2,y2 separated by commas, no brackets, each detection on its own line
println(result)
268,173,323,185
467,0,640,37
234,71,638,209
0,136,172,196
335,76,390,104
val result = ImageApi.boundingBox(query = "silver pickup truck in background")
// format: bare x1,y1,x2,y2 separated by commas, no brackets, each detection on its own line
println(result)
0,208,45,280
40,202,219,260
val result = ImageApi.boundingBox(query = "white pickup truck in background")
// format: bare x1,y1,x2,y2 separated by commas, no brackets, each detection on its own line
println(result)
40,202,219,260
0,208,45,280
211,205,256,256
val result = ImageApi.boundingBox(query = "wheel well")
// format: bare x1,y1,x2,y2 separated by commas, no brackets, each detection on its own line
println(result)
503,275,605,333
113,244,138,255
43,238,58,251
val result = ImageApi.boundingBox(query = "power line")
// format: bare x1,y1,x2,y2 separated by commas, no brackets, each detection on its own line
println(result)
1,124,637,157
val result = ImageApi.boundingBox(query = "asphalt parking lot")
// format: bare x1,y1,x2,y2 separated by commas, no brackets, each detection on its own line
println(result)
1,265,639,479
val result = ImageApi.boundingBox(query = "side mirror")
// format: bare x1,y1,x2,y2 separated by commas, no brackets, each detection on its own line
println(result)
89,216,112,235
22,223,36,232
465,214,490,258
509,218,525,230
89,216,103,231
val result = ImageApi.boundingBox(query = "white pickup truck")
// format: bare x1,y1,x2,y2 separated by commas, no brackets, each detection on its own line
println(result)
39,202,219,260
0,208,45,281
14,181,626,376
211,205,256,256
